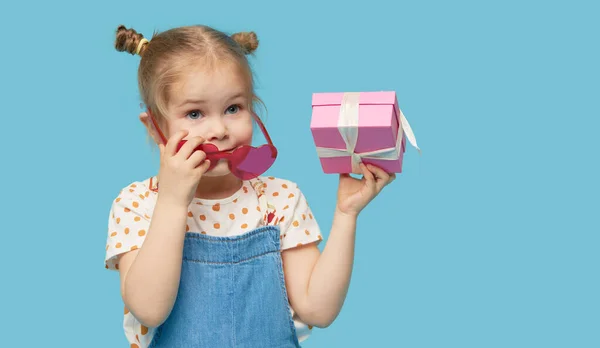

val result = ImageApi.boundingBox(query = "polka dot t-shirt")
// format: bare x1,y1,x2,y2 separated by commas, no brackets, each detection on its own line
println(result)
104,175,323,347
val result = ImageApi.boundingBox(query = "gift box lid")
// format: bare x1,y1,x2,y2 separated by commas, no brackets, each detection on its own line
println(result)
311,91,398,107
310,91,401,130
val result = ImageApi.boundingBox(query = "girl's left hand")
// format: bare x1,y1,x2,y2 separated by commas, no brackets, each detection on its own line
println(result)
336,163,396,217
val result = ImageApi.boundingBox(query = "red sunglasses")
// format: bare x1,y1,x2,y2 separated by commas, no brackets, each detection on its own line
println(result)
147,110,278,181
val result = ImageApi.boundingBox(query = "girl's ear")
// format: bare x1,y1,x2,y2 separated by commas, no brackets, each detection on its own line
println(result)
139,111,164,146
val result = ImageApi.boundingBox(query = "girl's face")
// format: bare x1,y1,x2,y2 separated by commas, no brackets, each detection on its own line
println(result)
162,62,254,177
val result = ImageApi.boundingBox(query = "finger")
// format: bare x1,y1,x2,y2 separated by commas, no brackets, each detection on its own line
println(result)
360,163,376,190
367,164,390,190
389,173,397,183
165,130,189,157
187,149,208,168
194,159,211,176
367,164,389,180
176,135,205,158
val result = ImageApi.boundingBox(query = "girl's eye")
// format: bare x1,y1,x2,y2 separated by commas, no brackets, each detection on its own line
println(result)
187,110,202,119
225,104,240,114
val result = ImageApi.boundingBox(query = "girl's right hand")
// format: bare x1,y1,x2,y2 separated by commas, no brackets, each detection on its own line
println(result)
156,129,211,208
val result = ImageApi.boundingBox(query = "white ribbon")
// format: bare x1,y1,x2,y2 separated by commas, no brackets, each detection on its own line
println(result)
315,92,420,174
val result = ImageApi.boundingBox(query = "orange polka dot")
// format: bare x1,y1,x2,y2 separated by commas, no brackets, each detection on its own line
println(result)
242,208,248,214
141,325,148,335
268,176,275,180
138,194,145,200
116,217,121,224
214,223,221,229
144,214,151,219
302,214,306,220
134,216,141,222
280,216,285,222
273,192,279,197
288,193,295,199
188,211,193,217
309,214,313,219
124,207,131,213
124,228,130,235
212,203,220,212
116,242,122,248
293,221,299,227
243,186,249,193
229,213,235,220
116,197,121,203
106,245,109,251
138,230,146,237
129,189,134,193
318,235,323,240
199,215,206,221
131,344,140,348
233,199,238,203
282,184,288,189
131,245,139,251
201,231,207,235
110,232,117,237
257,206,261,212
241,223,248,229
186,225,190,232
136,334,140,342
145,191,150,198
297,243,303,247
115,264,120,270
131,184,137,188
305,229,310,235
283,205,289,210
309,325,313,330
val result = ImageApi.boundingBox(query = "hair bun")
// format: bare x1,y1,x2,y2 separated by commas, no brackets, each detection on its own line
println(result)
231,31,259,54
115,25,148,55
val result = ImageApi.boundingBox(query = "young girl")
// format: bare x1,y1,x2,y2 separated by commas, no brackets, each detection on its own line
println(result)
105,24,395,348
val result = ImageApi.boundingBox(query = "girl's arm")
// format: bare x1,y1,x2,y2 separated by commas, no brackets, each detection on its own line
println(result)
283,163,394,328
117,198,188,328
282,208,357,328
116,130,210,328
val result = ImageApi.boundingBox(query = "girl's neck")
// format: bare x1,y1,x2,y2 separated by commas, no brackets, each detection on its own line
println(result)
194,174,243,200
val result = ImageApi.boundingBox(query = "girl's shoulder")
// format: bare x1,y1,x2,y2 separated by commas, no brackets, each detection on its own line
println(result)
112,176,158,201
107,177,159,216
255,176,323,249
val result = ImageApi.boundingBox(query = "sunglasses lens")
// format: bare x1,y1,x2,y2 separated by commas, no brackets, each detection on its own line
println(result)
232,145,277,180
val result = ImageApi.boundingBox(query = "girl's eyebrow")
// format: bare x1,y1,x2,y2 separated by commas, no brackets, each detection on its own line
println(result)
225,92,246,102
178,92,246,108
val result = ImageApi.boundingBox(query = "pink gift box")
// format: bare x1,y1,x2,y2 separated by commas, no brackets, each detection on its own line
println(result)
310,91,411,174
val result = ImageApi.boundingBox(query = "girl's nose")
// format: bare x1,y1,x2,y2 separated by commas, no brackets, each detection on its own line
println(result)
205,117,228,142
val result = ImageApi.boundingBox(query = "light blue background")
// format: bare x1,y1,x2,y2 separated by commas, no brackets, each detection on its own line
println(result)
0,0,598,347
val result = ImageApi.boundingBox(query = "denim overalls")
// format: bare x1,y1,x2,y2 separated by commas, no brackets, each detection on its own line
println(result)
149,178,302,348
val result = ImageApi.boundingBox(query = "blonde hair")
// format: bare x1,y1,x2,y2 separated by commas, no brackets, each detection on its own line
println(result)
114,24,264,131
